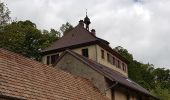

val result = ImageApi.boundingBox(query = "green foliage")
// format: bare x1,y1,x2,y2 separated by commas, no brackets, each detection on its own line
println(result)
41,29,60,49
114,46,133,61
114,46,170,99
0,2,10,25
60,22,73,36
151,84,170,100
153,68,170,91
0,20,59,60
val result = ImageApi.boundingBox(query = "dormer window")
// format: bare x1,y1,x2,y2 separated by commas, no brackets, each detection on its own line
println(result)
82,48,89,58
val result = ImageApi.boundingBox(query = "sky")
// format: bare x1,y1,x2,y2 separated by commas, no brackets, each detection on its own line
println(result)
3,0,170,69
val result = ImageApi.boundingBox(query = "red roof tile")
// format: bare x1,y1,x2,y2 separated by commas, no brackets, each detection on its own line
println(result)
0,48,109,100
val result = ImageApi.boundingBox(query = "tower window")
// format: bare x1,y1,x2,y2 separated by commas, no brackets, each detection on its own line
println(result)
118,60,120,68
112,57,115,65
46,54,59,65
122,63,125,71
101,50,105,59
107,53,110,62
82,48,89,57
51,54,59,64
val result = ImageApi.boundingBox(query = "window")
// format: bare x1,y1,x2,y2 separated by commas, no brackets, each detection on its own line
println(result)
47,56,50,65
112,57,115,65
51,54,59,64
118,60,120,68
122,63,125,71
46,54,59,65
115,59,118,68
101,50,105,59
82,48,89,57
126,94,130,100
107,53,110,62
137,96,142,100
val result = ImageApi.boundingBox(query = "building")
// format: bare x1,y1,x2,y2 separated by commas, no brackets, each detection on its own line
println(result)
41,16,158,100
0,48,109,100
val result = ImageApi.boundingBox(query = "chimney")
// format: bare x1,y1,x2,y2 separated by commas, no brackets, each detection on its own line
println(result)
91,29,96,36
79,20,84,27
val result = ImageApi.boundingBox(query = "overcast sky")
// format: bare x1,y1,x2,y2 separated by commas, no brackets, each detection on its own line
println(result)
3,0,170,69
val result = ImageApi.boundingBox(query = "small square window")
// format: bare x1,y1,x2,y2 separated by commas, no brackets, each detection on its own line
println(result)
51,54,59,64
82,48,89,58
47,54,59,65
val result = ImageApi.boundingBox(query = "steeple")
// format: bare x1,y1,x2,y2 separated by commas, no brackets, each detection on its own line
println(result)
84,9,91,31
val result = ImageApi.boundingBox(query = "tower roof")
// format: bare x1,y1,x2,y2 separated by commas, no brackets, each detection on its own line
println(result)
41,21,129,64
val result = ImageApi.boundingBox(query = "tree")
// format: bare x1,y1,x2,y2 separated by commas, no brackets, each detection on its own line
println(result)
114,46,155,89
153,68,170,91
0,20,41,60
114,46,133,61
0,2,10,25
114,46,170,99
60,22,73,36
151,84,170,100
41,28,60,49
0,20,59,61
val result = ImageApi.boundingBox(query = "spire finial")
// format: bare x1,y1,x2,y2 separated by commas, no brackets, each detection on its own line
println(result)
84,9,91,31
86,9,87,16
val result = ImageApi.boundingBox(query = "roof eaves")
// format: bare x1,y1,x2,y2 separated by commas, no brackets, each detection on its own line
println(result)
0,95,26,100
41,40,98,55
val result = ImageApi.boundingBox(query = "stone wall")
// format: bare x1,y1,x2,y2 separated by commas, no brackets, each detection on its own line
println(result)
55,53,106,93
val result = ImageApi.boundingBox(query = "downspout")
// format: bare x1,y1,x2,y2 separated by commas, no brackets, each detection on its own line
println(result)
104,81,118,100
105,81,118,92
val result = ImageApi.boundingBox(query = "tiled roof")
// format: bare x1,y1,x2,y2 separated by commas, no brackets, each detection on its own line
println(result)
0,48,109,100
56,50,153,97
41,23,129,64
41,24,98,53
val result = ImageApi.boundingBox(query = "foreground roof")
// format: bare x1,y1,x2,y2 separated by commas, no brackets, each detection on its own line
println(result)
55,50,154,98
0,48,109,100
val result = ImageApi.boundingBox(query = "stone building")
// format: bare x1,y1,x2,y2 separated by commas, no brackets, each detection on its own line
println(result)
41,16,158,100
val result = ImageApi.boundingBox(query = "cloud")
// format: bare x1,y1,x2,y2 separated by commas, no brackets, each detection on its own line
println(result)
4,0,170,69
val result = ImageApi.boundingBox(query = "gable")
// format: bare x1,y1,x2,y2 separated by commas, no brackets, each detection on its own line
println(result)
55,52,107,93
